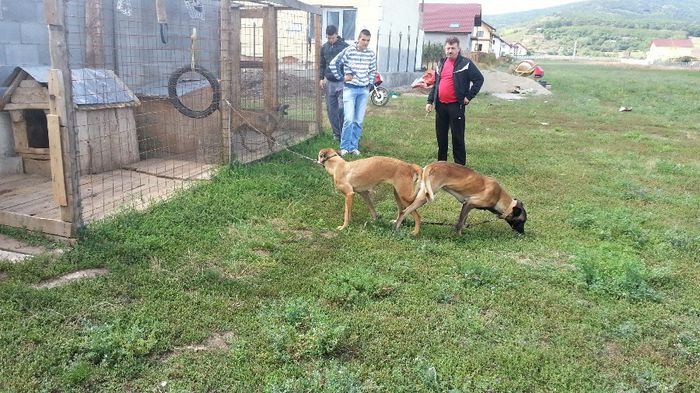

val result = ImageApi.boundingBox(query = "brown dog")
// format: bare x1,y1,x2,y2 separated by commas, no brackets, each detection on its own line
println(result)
317,148,422,234
394,161,527,234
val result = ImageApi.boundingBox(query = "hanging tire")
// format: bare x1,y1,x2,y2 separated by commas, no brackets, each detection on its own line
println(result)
167,65,221,119
370,86,389,106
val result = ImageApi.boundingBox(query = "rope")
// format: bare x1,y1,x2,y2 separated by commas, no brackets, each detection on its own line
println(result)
223,99,318,164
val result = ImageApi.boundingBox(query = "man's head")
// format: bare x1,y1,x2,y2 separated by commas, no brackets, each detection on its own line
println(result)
357,29,371,51
326,25,338,44
444,36,461,60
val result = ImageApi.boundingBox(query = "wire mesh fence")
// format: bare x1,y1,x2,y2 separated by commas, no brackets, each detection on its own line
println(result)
54,0,320,225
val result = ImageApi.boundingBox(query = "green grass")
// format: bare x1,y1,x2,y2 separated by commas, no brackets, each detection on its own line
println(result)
1,62,699,391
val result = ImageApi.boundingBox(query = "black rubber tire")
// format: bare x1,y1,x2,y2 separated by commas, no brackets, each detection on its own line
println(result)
370,86,389,106
167,65,220,119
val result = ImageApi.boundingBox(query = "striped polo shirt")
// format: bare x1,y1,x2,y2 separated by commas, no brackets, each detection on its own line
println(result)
329,44,377,88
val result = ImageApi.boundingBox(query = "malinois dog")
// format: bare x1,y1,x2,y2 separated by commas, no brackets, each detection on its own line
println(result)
394,161,527,235
317,148,422,234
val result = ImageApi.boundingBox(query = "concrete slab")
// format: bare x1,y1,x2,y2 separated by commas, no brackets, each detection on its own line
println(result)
0,249,32,262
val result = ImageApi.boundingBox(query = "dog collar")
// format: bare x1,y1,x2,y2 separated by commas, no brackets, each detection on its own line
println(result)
320,153,338,165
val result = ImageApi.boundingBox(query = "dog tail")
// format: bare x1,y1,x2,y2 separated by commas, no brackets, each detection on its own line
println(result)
424,165,436,202
409,164,423,200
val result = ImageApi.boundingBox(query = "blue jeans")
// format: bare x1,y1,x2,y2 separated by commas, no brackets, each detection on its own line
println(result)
324,80,344,139
340,85,369,151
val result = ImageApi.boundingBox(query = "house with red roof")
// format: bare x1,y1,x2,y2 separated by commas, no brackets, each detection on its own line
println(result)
420,3,481,49
647,38,694,62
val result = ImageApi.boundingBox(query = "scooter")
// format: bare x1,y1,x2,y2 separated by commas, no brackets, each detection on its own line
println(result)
369,72,389,106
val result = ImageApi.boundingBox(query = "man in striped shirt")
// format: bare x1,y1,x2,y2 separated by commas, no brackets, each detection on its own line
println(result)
329,29,377,156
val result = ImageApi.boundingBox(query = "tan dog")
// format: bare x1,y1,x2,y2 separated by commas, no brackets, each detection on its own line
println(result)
394,161,527,234
317,148,422,234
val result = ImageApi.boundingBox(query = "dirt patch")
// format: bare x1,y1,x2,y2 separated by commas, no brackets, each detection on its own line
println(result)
0,272,8,282
32,268,109,289
162,331,235,361
397,70,551,99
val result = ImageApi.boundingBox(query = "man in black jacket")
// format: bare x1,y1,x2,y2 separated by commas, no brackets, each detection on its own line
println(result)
319,25,349,141
426,36,484,165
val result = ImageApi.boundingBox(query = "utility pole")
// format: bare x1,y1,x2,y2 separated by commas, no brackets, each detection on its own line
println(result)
573,39,578,57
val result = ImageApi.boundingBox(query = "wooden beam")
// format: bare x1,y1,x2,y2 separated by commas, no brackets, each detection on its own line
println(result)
0,70,27,111
3,103,50,111
45,0,81,232
85,0,104,68
246,0,322,15
262,5,278,113
0,211,73,238
314,14,322,134
220,0,232,163
241,8,264,19
47,114,68,206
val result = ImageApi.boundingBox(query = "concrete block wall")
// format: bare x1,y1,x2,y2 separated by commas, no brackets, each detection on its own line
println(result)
0,0,49,67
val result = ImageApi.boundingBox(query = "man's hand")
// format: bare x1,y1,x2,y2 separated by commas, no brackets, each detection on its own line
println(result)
463,98,471,105
344,74,353,82
319,79,326,89
425,103,433,113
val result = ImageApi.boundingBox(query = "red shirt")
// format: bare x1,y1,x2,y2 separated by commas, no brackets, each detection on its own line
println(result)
438,58,458,104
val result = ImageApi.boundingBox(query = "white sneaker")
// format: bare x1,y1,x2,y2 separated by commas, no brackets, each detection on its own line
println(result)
339,149,349,156
350,149,361,156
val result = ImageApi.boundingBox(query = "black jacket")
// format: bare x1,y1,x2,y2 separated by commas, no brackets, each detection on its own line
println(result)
427,54,484,105
320,38,349,82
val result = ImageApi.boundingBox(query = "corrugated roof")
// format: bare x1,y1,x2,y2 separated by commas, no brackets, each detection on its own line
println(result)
421,3,481,34
1,66,139,107
651,39,693,48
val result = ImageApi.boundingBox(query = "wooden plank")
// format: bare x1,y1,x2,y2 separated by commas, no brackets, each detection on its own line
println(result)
15,147,50,156
220,0,232,164
4,103,50,110
314,14,322,134
11,87,49,104
85,0,104,67
241,8,264,19
48,69,67,126
0,70,26,111
46,0,81,227
47,114,68,206
262,5,278,113
0,211,73,238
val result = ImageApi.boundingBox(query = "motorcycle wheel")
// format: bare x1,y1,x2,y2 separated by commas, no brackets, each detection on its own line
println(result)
370,86,390,106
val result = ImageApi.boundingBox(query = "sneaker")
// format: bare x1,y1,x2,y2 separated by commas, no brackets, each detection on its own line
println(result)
350,149,361,156
339,149,349,156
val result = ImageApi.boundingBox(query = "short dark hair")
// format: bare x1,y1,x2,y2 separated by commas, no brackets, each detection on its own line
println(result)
326,25,338,36
359,29,371,38
445,36,460,46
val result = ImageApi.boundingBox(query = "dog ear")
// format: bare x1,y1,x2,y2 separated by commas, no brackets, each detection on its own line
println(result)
512,200,524,216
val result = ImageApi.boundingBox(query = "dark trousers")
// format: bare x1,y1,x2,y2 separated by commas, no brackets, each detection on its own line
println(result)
435,101,466,165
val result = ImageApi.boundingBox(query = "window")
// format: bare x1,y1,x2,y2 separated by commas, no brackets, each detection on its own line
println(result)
323,8,356,41
476,31,484,38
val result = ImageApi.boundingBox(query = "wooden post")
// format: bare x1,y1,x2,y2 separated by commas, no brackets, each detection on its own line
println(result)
45,0,82,232
314,14,322,134
219,0,232,163
85,0,104,68
262,5,278,113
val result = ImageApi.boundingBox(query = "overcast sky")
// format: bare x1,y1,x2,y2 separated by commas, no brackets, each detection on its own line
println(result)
423,0,588,15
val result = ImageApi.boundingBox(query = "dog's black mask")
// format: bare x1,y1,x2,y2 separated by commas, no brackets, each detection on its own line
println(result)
506,200,527,234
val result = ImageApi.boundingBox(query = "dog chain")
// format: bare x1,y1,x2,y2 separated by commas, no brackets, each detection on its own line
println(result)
223,99,318,164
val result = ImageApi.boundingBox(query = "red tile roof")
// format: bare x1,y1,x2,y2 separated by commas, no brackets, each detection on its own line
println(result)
651,39,693,48
421,3,482,34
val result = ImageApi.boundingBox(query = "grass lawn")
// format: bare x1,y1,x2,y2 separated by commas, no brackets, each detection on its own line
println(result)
1,62,699,392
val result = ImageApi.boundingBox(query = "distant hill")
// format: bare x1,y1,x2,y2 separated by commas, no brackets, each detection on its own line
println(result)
485,0,700,57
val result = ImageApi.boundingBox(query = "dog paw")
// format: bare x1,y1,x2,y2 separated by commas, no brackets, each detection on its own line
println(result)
336,225,347,231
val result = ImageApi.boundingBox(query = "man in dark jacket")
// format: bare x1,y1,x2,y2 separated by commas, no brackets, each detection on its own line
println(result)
319,25,349,141
426,36,484,165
